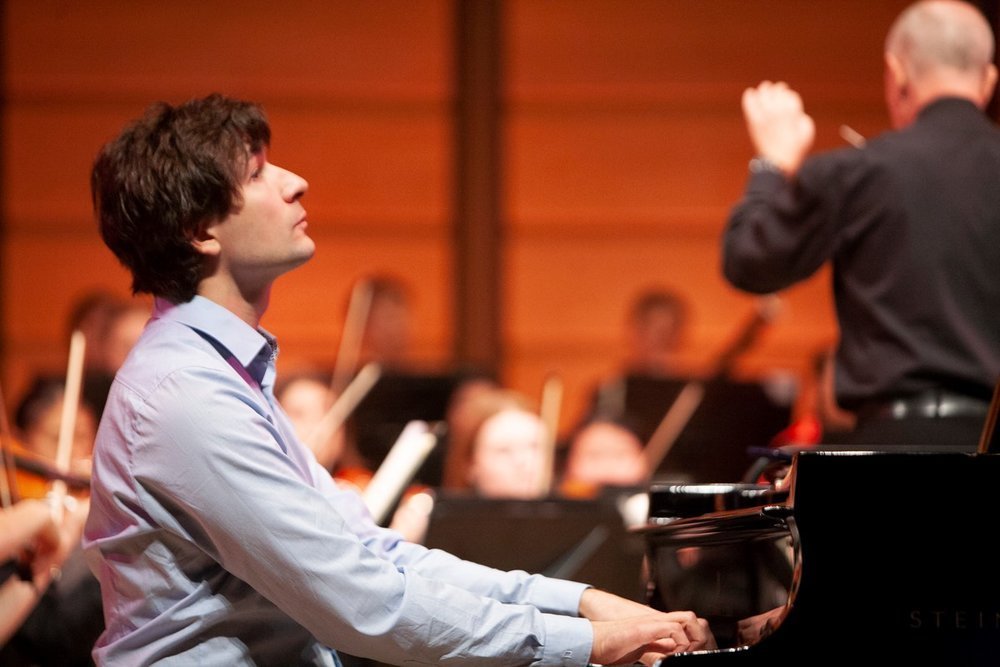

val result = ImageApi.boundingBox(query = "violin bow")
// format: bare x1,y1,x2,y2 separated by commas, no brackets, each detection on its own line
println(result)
50,330,86,523
331,278,375,396
304,362,382,456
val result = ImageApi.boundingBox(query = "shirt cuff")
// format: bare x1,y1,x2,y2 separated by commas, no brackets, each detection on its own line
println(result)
746,170,788,195
540,613,593,667
529,577,591,616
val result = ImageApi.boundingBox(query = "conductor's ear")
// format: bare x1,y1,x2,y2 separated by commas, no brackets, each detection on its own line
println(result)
883,52,915,129
884,52,909,97
980,63,998,108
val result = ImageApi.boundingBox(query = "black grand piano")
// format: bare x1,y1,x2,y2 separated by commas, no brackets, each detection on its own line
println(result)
640,447,1000,665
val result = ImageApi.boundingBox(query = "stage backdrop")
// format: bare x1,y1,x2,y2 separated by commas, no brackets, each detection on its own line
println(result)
1,0,920,435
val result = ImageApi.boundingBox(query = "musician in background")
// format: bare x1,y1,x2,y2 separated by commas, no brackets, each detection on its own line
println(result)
274,368,345,472
442,385,549,500
13,375,98,479
589,286,689,422
65,292,150,419
65,290,125,374
1,499,87,648
621,287,689,378
355,273,415,373
84,93,712,666
724,0,1000,448
98,299,151,378
559,417,651,529
0,377,103,666
559,417,648,497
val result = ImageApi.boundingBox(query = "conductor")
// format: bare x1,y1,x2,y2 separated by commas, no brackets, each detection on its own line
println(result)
723,0,1000,448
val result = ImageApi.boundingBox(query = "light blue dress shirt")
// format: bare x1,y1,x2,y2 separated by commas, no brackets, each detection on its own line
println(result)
83,296,593,666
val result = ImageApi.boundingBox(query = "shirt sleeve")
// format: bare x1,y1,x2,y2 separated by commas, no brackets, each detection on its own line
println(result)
722,155,846,294
305,458,590,616
132,366,593,666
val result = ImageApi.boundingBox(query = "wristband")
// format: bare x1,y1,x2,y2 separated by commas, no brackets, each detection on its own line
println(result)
748,156,784,175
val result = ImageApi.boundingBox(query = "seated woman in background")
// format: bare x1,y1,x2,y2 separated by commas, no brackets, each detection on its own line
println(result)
560,417,649,496
442,385,551,500
558,416,652,528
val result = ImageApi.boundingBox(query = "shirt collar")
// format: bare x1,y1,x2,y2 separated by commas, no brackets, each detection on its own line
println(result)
152,296,279,387
917,96,980,122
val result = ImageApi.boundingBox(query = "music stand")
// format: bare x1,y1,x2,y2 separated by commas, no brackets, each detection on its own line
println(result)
622,375,793,483
349,371,464,486
422,494,646,601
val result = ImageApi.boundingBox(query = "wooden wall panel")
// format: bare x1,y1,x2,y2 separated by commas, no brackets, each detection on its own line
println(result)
267,235,454,371
2,236,135,394
503,0,911,433
3,0,926,441
507,0,909,104
5,1,450,101
508,111,748,222
1,0,453,406
269,109,451,227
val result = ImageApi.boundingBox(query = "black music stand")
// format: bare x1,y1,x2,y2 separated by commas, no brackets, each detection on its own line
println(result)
619,375,794,483
348,371,467,486
422,494,646,602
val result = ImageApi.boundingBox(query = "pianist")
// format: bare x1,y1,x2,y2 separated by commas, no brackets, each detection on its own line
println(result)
723,0,1000,449
82,93,712,665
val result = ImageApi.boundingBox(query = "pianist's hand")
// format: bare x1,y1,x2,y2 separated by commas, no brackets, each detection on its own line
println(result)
581,588,716,664
589,615,694,665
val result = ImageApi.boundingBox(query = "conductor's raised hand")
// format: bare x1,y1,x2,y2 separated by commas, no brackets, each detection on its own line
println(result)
741,80,815,177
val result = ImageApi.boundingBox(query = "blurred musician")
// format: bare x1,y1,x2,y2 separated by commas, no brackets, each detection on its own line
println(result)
274,368,346,473
1,498,87,647
355,274,415,374
84,93,712,666
724,0,1000,449
589,286,690,422
581,286,790,483
442,385,549,500
64,290,124,376
558,416,651,531
13,375,99,481
561,417,649,495
64,291,151,418
2,377,95,663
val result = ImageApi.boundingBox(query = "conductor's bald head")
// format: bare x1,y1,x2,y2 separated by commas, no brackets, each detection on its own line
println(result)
883,0,998,128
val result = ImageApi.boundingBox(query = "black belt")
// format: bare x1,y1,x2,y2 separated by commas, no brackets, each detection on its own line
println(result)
858,391,990,421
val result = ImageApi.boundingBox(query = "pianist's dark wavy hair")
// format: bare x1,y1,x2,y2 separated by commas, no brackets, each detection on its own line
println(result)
91,93,271,303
